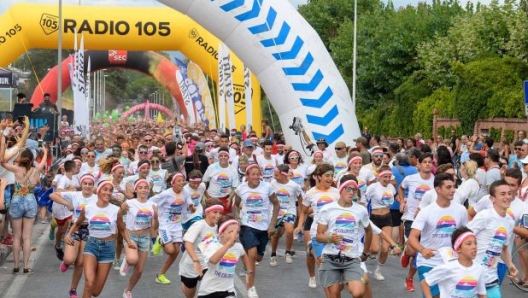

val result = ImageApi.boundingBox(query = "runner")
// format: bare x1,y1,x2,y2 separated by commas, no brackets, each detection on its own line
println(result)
365,165,396,280
149,172,195,285
119,178,159,298
316,174,372,298
421,226,487,298
256,140,278,182
407,172,469,297
53,160,77,261
232,164,280,298
66,180,135,298
182,170,206,232
50,174,97,298
269,164,303,266
179,199,223,298
335,155,376,204
110,163,134,270
203,147,239,216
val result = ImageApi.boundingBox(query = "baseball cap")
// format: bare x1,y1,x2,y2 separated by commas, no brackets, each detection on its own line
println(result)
195,142,205,150
243,139,254,148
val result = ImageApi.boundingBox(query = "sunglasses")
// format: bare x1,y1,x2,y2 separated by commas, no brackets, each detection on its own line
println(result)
81,152,88,155
373,154,384,158
144,139,152,143
515,147,522,150
289,156,299,160
139,151,148,155
151,160,160,164
335,147,344,151
344,187,358,193
87,155,95,158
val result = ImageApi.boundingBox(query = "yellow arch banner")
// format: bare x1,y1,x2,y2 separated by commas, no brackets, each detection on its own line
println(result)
0,3,261,135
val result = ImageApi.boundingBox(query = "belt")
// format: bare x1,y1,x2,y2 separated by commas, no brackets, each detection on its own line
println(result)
324,254,358,262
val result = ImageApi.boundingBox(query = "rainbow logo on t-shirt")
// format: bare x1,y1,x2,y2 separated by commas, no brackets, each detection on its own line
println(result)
454,276,477,295
414,185,430,201
217,173,229,182
336,212,356,229
168,198,184,222
435,215,456,234
506,209,515,221
75,203,86,218
358,179,367,193
492,227,508,244
218,253,238,274
316,196,334,209
246,193,263,208
334,162,347,175
263,164,275,178
276,188,290,203
191,192,202,206
381,191,394,206
136,208,152,222
291,171,304,186
89,214,111,230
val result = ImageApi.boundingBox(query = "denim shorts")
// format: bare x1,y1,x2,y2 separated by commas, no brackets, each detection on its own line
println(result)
128,233,150,252
9,194,37,219
83,237,116,263
71,225,89,242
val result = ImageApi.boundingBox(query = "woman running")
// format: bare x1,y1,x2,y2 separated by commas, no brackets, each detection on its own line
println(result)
148,154,168,195
119,178,159,298
110,163,134,270
182,170,206,231
66,180,135,297
179,199,224,298
150,173,195,285
196,215,251,298
50,174,97,298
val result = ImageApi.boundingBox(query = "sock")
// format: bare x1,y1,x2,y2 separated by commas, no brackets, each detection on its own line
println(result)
376,261,384,271
285,250,290,255
151,237,157,244
271,252,276,257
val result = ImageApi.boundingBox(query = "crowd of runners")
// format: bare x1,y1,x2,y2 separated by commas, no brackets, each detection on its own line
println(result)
0,116,527,298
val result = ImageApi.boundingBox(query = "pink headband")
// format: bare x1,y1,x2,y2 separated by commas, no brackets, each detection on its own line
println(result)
205,205,224,213
171,173,184,185
246,163,260,174
80,175,95,184
313,150,324,157
378,170,392,177
250,137,258,141
371,149,383,156
219,219,239,234
134,179,149,190
218,151,230,157
339,180,359,194
348,156,362,167
454,232,475,251
138,163,150,170
274,168,289,176
277,144,285,148
97,180,113,194
189,178,202,182
112,164,124,172
205,141,213,146
289,151,299,157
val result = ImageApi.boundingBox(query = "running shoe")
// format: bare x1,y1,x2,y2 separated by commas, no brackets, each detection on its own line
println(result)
247,286,259,298
120,258,129,277
269,256,277,267
155,274,171,285
48,227,55,241
373,268,385,281
55,246,64,261
308,277,317,288
255,261,259,266
151,236,162,256
405,278,415,292
69,289,78,298
0,237,12,246
113,259,121,270
60,261,69,273
285,253,293,264
123,290,132,298
400,252,410,268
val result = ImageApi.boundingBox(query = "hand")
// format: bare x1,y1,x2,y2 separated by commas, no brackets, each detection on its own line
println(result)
193,261,203,276
127,242,137,250
391,245,402,256
267,226,276,239
399,201,406,213
328,233,343,244
508,265,519,279
293,226,302,235
65,235,74,246
420,248,436,259
0,119,7,131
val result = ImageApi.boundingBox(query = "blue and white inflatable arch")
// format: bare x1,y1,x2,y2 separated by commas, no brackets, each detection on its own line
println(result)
159,0,360,152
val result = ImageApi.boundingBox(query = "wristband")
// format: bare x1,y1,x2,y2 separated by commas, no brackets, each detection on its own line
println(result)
327,233,332,243
193,260,200,263
389,245,396,250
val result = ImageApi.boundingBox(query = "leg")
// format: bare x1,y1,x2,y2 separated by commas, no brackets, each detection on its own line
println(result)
245,247,258,289
126,251,148,292
369,234,380,257
71,241,86,291
326,284,342,298
115,230,123,261
21,217,35,269
55,220,68,249
304,230,315,278
82,254,98,298
159,242,179,275
347,281,366,298
124,239,139,267
378,226,392,265
90,262,112,297
63,238,81,266
10,218,22,269
284,223,294,252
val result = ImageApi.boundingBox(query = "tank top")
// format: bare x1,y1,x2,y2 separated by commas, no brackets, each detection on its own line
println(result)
126,199,155,231
85,202,119,238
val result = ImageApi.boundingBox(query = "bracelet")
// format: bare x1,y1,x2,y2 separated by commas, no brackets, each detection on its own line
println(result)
327,233,332,243
389,245,396,250
193,260,200,263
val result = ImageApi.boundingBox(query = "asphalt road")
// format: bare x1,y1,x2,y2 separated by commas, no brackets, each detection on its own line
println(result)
0,222,524,298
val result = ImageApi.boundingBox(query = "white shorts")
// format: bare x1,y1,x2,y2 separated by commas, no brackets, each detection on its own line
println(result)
159,229,182,245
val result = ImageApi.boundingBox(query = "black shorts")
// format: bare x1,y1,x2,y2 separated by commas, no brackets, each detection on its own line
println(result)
390,209,402,227
180,269,207,288
370,213,392,229
197,291,236,298
239,226,268,256
303,216,313,231
404,220,413,239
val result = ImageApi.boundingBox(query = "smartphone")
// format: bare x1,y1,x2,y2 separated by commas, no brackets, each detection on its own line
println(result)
38,140,43,148
17,116,24,123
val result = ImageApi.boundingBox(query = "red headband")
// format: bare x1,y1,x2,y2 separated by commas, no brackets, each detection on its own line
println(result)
189,178,202,182
454,232,476,251
371,148,384,156
348,156,362,167
378,170,392,177
274,168,289,176
80,175,95,185
138,163,150,170
313,150,324,157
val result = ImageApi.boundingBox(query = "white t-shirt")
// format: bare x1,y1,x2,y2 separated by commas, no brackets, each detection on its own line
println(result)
256,155,278,182
456,178,480,206
412,201,468,267
236,181,275,231
401,173,435,221
84,202,119,238
197,241,245,296
475,168,488,201
424,260,487,298
270,179,302,217
275,154,285,166
183,183,206,223
58,175,79,190
467,208,515,283
148,168,168,193
472,195,491,213
53,176,77,220
303,186,340,238
128,160,139,176
203,163,239,198
125,199,155,231
59,191,97,222
0,147,18,184
318,201,370,258
365,182,396,209
149,188,193,230
335,168,376,203
209,147,237,164
485,167,501,189
80,163,99,177
289,164,308,188
179,220,217,278
331,155,348,179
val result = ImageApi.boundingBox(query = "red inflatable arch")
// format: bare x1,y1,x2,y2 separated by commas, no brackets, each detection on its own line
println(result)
123,101,174,120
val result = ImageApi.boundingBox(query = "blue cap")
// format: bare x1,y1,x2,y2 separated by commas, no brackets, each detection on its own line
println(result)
243,139,254,148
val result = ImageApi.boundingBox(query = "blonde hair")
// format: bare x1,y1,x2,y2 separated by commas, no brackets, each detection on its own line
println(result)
463,160,478,178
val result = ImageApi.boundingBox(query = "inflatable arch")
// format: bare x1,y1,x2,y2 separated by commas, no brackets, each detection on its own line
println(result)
123,101,174,119
31,50,190,119
0,4,261,134
159,0,361,150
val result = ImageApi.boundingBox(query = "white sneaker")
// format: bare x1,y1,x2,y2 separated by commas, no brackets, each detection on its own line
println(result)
123,290,132,298
269,256,278,267
119,257,129,277
113,259,121,271
308,276,317,288
255,261,259,266
285,253,293,264
374,268,385,281
247,286,259,298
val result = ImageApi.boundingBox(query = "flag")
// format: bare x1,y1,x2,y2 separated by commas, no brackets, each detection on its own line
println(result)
174,59,205,125
220,42,236,130
187,61,216,129
244,65,253,133
175,68,196,125
72,32,89,136
217,42,226,131
86,55,91,111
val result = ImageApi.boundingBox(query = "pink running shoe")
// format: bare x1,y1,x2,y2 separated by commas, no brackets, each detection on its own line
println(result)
60,261,69,273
